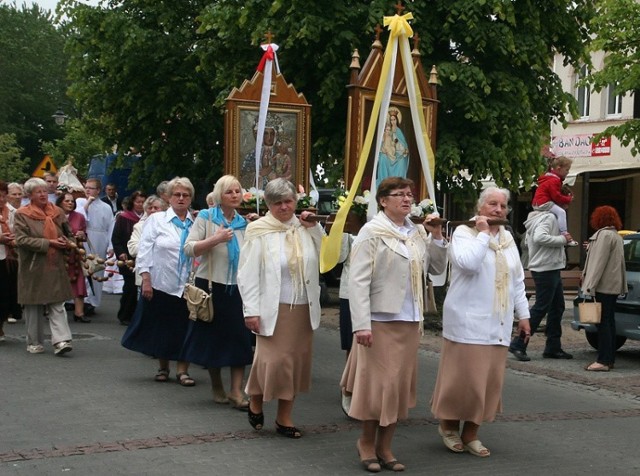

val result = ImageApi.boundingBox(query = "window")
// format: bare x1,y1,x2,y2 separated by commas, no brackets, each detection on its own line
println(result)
575,65,590,118
607,83,622,116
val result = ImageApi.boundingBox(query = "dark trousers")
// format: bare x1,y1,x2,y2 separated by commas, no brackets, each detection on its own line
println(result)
0,259,21,321
511,269,564,353
117,269,137,324
595,292,617,366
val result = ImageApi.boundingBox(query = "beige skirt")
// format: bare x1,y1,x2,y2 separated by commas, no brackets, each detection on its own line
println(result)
430,338,508,425
245,303,313,401
340,321,420,427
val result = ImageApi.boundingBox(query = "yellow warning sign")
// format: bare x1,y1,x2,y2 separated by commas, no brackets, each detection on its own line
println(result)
32,155,57,177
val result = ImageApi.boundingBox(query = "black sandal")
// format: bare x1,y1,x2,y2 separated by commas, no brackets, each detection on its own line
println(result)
155,368,170,382
248,407,264,430
275,421,302,439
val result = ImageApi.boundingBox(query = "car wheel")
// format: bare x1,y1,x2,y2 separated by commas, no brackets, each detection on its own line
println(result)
585,332,627,350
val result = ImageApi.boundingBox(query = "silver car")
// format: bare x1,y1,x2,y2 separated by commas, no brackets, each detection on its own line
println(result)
571,232,640,350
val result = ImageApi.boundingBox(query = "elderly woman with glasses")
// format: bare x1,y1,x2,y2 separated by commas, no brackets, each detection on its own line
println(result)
340,176,447,472
122,177,196,386
237,178,324,439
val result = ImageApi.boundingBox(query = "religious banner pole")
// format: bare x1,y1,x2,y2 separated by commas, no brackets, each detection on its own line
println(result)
254,31,280,214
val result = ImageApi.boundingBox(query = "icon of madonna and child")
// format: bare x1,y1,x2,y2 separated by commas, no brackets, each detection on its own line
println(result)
239,112,295,190
376,106,410,186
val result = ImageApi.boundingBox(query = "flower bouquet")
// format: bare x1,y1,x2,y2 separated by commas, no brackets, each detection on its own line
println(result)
410,198,437,218
296,185,318,211
333,188,370,220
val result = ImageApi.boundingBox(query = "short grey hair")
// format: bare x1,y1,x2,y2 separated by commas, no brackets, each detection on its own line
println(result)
264,178,296,206
166,176,195,198
156,180,169,197
477,186,510,212
211,175,241,207
8,182,24,193
24,177,47,196
143,194,167,213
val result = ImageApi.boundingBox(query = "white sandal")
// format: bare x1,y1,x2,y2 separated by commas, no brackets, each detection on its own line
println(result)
438,426,464,453
463,439,491,457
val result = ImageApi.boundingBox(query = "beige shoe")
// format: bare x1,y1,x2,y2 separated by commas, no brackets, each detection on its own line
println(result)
463,439,490,457
438,426,464,453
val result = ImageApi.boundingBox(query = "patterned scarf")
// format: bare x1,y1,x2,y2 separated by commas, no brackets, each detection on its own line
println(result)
201,206,247,286
17,202,63,265
170,214,193,283
244,212,305,301
365,212,426,319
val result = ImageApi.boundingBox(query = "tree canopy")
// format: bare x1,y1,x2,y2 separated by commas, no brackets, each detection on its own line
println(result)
0,3,69,171
59,0,595,197
586,0,640,155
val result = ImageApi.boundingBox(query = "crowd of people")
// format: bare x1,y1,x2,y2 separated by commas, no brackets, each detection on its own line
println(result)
0,159,630,471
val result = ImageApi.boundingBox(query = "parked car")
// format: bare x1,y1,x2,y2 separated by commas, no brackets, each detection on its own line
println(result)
571,232,640,350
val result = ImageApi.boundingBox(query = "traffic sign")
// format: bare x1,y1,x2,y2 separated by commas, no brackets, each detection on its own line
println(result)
32,155,57,177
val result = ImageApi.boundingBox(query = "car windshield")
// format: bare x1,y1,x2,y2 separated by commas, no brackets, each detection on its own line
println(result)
623,236,640,272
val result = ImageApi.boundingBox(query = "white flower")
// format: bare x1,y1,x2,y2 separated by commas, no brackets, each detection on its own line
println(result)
410,204,424,217
354,195,368,205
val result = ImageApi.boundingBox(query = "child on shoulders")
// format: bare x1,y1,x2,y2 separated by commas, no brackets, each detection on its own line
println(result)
532,156,578,246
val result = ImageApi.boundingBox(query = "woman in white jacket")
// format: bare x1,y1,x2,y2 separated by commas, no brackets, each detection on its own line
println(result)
340,177,447,472
237,178,324,439
431,187,530,458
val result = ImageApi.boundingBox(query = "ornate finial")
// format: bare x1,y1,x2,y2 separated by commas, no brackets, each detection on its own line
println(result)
264,30,274,44
350,49,361,70
374,24,383,41
412,32,421,55
394,0,405,15
429,65,439,85
373,24,383,48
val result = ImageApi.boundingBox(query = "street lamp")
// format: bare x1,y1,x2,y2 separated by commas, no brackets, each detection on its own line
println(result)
52,108,68,126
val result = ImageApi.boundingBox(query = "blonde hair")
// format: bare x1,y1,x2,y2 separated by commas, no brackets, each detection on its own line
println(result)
211,175,241,206
166,176,195,197
206,192,216,207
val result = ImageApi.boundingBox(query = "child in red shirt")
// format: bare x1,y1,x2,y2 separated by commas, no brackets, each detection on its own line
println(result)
532,156,578,246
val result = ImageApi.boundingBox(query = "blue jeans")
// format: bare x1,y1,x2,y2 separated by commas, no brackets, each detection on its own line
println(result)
510,269,564,353
595,293,617,366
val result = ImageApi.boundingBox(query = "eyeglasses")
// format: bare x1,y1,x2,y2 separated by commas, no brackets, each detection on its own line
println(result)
172,192,191,199
387,192,414,199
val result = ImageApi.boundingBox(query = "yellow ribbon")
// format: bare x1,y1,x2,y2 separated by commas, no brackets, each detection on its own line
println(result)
320,12,432,273
383,13,414,38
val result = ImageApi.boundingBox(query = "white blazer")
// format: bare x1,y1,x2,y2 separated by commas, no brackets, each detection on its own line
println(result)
237,222,324,336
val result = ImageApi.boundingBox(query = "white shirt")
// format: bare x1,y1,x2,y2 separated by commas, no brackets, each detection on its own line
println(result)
442,226,530,346
137,207,194,297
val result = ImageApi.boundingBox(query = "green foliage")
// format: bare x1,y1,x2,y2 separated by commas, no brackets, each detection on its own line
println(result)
0,134,30,182
0,3,69,167
60,0,595,199
586,0,640,155
59,0,223,190
41,118,107,176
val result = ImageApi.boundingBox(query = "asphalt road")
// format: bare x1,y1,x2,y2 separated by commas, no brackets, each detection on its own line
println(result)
1,292,639,475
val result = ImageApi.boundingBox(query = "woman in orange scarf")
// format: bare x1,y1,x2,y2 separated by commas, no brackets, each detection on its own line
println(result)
14,178,75,355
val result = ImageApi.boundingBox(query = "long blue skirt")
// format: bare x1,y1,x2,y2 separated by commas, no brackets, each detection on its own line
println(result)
121,289,190,361
180,280,254,368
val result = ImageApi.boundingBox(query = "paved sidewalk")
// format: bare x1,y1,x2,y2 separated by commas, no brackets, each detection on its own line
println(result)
1,294,640,475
